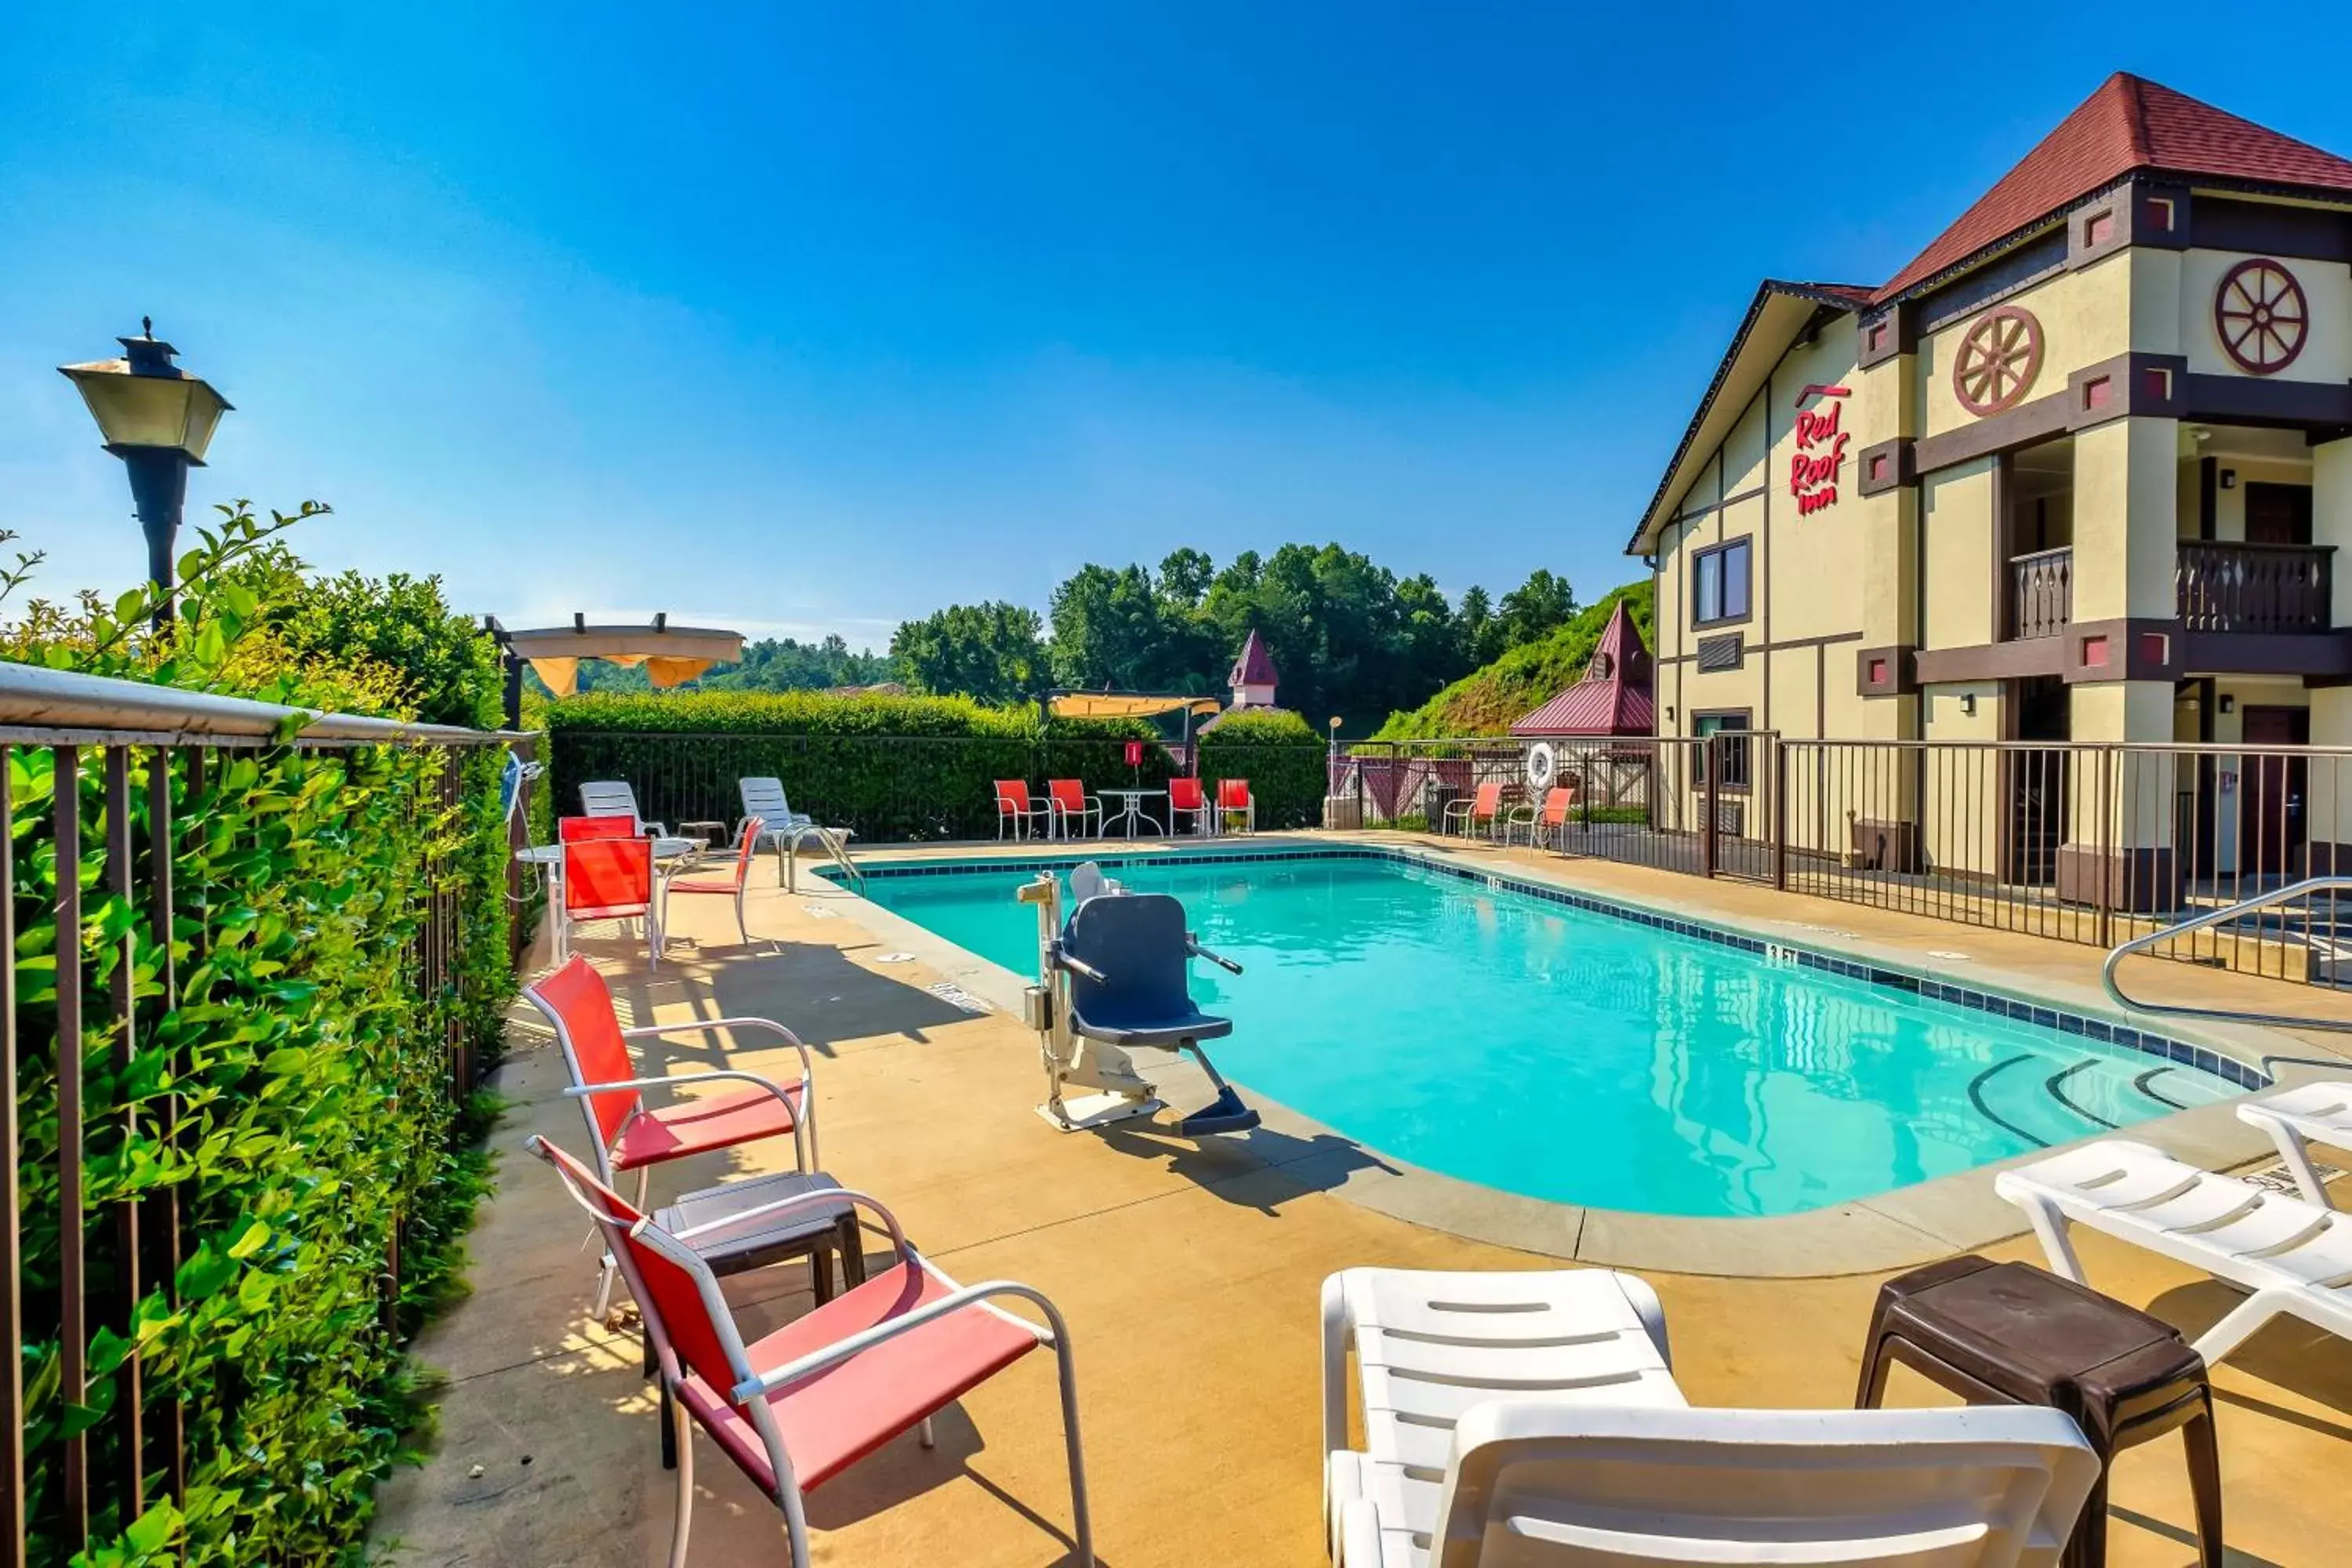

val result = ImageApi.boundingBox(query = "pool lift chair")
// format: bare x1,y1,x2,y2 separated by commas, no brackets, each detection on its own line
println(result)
1018,869,1261,1137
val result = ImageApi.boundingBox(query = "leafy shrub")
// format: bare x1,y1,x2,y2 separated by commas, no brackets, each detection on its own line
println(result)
1196,710,1327,829
6,506,514,1565
545,691,1178,840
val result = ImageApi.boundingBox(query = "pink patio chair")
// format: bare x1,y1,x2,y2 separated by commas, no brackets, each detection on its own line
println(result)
536,1133,1094,1567
1216,776,1254,834
664,815,763,945
1502,784,1581,851
994,779,1049,840
1440,779,1505,840
525,956,818,1313
1167,775,1211,837
1046,779,1102,839
561,834,661,967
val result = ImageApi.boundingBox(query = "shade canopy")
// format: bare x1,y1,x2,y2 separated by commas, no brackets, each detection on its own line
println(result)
1047,691,1223,721
503,622,745,697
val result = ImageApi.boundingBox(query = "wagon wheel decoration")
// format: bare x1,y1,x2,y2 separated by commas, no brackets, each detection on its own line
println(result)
2216,259,2307,375
1951,306,2044,416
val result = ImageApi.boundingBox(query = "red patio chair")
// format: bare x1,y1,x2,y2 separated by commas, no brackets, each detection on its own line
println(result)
561,814,643,842
1046,779,1102,840
525,955,818,1312
1503,784,1580,851
537,1134,1094,1567
1167,775,1210,837
562,834,661,967
1440,779,1505,840
994,779,1049,841
1216,776,1254,834
665,815,763,945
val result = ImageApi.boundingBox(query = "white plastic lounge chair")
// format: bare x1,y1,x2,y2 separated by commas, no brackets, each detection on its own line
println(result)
2237,1080,2352,1209
1322,1267,2096,1568
1345,1403,2097,1568
735,777,857,891
580,779,666,837
1995,1138,2352,1364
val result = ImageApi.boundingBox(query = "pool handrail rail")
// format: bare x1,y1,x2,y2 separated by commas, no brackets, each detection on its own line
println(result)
2102,873,2352,1033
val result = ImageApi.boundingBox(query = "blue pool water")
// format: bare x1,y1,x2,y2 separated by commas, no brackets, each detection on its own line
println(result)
855,853,2244,1217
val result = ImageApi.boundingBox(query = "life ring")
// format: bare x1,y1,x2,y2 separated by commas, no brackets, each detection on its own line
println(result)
1525,742,1556,790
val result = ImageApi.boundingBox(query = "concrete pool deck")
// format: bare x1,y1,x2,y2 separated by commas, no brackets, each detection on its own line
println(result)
372,832,2352,1566
817,829,2352,1277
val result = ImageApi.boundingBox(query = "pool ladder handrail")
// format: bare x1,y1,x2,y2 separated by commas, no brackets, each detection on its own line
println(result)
2103,873,2352,1033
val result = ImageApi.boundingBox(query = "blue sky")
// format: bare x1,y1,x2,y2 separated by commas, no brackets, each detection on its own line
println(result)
6,5,2351,651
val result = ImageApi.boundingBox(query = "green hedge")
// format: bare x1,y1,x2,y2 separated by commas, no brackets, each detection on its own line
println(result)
546,691,1177,841
544,692,1334,839
8,506,515,1565
1196,710,1328,829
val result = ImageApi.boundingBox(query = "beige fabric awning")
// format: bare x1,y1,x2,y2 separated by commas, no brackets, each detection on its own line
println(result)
1048,693,1223,720
504,623,745,698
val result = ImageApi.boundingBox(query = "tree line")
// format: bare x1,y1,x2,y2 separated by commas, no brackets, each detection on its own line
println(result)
549,543,1584,732
891,543,1579,731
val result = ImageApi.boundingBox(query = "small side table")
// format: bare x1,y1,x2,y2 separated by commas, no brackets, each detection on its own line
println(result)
675,819,728,850
1856,1254,2221,1568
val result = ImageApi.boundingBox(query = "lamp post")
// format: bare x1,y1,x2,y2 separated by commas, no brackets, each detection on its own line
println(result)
58,319,233,619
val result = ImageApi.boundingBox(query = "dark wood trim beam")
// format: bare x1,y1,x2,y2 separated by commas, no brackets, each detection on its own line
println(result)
1914,391,2071,474
2181,374,2352,432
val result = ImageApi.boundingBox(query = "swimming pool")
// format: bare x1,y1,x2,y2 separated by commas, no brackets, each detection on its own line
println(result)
848,850,2255,1218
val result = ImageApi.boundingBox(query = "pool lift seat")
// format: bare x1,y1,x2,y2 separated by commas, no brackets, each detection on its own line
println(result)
1018,870,1260,1137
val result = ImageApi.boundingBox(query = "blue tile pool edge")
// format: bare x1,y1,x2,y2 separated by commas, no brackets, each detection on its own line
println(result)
821,844,2274,1094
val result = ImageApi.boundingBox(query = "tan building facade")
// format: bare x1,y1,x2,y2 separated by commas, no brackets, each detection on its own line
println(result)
1628,74,2352,906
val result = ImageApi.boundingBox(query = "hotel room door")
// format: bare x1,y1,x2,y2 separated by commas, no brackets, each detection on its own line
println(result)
2239,706,2307,876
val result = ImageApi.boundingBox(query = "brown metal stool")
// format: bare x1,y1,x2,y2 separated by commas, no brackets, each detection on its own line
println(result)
1857,1254,2222,1568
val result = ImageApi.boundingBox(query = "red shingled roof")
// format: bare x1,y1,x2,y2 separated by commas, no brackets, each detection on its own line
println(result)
1512,601,1653,738
1228,629,1277,688
1878,73,2352,302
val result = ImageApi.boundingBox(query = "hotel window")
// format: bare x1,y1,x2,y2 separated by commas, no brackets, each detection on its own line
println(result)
1692,538,1751,627
1693,710,1751,791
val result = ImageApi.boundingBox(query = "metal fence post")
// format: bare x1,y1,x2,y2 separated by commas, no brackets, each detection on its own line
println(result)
1703,739,1720,879
1773,736,1788,891
2096,744,2114,949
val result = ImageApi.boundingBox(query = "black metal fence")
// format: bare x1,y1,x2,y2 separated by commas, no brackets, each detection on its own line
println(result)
0,663,525,1567
544,730,1331,840
1340,733,2352,985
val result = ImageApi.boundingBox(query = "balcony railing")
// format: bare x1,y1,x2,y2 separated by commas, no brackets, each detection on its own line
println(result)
2177,539,2333,634
2005,541,2336,639
2009,546,2074,640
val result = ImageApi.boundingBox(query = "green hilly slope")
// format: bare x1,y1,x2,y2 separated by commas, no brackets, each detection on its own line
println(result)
1373,579,1653,739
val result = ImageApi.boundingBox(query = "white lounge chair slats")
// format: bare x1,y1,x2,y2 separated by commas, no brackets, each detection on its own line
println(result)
1996,1138,2352,1363
2238,1079,2352,1208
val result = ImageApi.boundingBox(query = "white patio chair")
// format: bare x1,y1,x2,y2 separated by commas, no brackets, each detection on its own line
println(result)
735,776,857,891
1323,1266,2098,1568
579,779,666,837
1996,1138,2352,1363
2236,1079,2352,1208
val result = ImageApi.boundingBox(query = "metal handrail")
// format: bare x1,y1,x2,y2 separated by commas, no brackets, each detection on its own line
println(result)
0,658,530,746
2103,874,2352,1032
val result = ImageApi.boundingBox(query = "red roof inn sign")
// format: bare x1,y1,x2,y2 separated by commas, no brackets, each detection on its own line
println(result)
1788,383,1851,516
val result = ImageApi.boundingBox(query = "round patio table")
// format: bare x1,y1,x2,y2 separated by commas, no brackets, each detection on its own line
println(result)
1098,788,1166,839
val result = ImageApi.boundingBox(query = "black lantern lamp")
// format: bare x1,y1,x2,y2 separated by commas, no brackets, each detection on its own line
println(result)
58,319,233,614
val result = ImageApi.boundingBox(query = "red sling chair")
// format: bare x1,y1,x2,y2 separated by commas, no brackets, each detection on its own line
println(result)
1216,776,1254,834
993,779,1049,840
1045,779,1102,839
529,1132,1093,1567
664,815,763,946
1167,775,1210,836
560,814,642,841
525,956,817,1313
561,833,661,967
